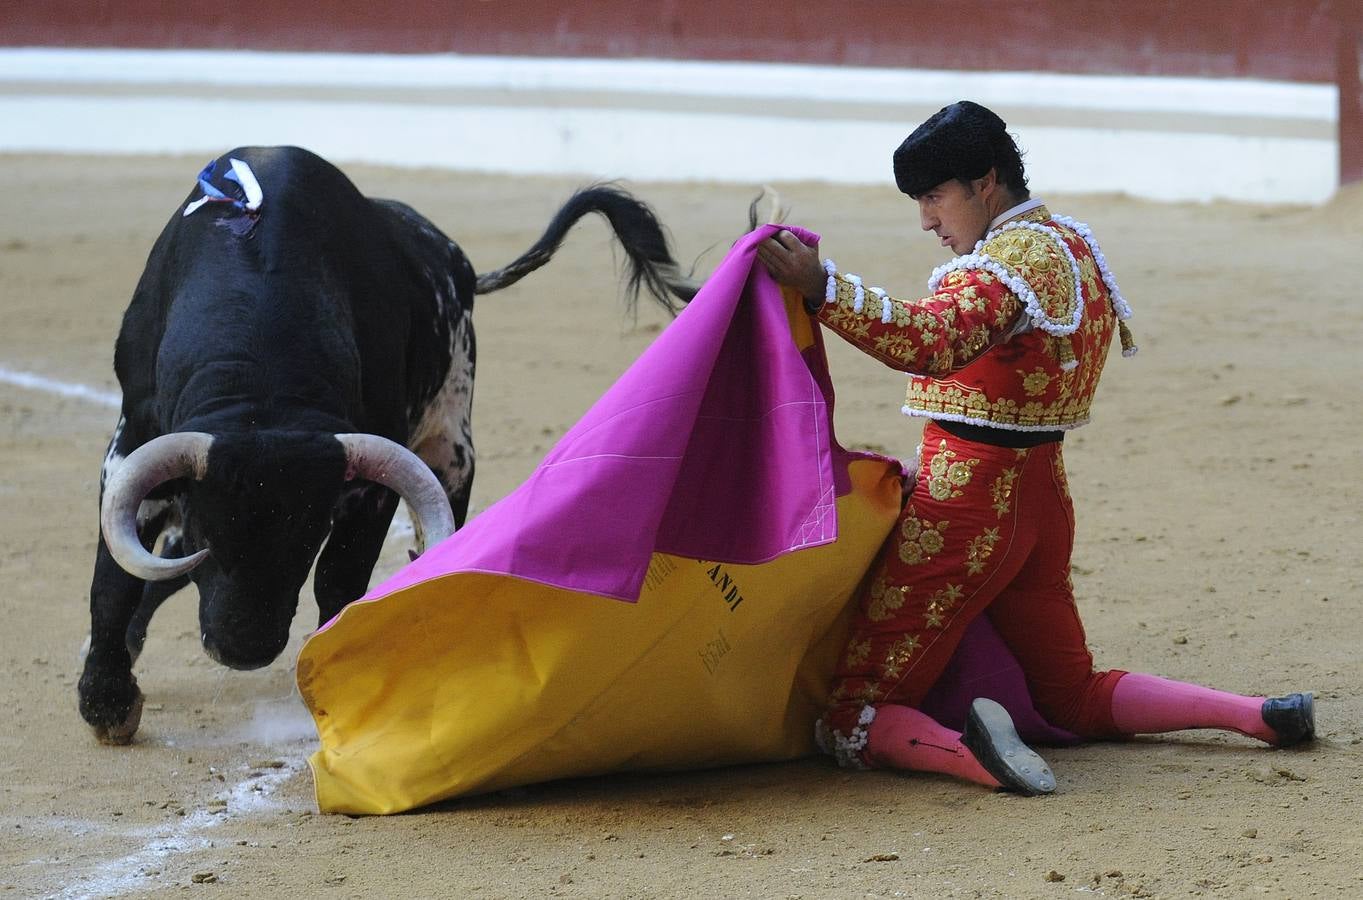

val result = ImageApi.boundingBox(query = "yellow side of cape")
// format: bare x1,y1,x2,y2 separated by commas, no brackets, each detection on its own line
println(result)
299,459,900,815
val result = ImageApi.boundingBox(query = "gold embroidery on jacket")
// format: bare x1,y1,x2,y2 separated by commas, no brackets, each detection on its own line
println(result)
955,285,986,313
873,332,920,364
1019,367,1052,397
825,303,872,341
903,377,1105,429
900,216,1117,431
983,227,1077,326
961,324,991,357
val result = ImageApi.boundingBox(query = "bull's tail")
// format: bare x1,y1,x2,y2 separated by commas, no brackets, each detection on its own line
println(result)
473,185,699,312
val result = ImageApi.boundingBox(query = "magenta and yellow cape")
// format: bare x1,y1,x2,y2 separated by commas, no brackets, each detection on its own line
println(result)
297,226,1065,815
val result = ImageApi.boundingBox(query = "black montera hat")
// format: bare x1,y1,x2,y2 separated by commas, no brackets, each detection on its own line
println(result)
893,101,1023,197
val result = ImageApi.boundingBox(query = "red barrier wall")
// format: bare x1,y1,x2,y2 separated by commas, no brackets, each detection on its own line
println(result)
0,1,1343,81
3,0,1359,183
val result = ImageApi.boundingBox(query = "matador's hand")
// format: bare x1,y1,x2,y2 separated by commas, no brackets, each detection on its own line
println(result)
756,230,825,303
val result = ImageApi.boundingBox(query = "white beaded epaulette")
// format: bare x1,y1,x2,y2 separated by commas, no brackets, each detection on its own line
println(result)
926,215,1135,358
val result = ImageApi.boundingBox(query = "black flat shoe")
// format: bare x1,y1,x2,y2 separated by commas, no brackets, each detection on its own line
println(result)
1261,692,1315,747
961,698,1056,795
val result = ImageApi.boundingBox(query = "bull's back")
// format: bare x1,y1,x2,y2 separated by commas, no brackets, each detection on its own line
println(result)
122,148,404,434
217,148,471,435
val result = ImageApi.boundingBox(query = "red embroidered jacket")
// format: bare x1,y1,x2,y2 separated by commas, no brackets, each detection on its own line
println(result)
816,205,1134,432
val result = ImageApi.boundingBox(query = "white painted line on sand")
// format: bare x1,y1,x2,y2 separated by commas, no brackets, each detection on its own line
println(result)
11,756,306,899
0,364,120,408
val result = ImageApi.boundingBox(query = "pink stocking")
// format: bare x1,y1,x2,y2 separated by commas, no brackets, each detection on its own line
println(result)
1110,673,1274,742
865,704,1001,788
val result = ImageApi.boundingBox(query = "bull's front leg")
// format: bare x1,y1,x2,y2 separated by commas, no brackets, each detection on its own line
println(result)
79,533,150,744
313,484,400,627
125,567,190,665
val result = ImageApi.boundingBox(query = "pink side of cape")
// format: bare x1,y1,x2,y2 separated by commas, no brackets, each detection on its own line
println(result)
361,225,840,604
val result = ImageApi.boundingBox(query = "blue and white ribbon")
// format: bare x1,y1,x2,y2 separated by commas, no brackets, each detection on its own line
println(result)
183,157,264,217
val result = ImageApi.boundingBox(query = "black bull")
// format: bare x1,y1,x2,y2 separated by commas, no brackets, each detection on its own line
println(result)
81,146,695,743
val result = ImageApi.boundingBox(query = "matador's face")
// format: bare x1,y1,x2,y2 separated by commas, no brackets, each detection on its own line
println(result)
915,177,994,257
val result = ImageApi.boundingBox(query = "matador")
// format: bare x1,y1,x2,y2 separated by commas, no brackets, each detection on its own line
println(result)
757,100,1314,795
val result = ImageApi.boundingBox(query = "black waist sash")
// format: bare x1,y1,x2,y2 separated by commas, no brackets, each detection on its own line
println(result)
934,418,1064,449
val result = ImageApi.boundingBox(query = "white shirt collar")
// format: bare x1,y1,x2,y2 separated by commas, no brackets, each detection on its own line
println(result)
989,198,1047,230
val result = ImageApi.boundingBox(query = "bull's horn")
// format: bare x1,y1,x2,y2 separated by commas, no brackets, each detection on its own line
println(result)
334,434,455,555
100,432,213,582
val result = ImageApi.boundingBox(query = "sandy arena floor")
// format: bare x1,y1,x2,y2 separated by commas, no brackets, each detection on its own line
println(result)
1,154,1360,898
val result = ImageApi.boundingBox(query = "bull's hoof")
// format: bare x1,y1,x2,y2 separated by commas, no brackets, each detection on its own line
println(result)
92,689,144,745
79,668,145,745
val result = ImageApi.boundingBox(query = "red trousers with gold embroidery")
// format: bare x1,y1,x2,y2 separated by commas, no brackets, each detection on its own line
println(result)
820,421,1126,766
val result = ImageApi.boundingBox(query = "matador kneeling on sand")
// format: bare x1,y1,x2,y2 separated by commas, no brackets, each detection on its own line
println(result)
757,100,1315,795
